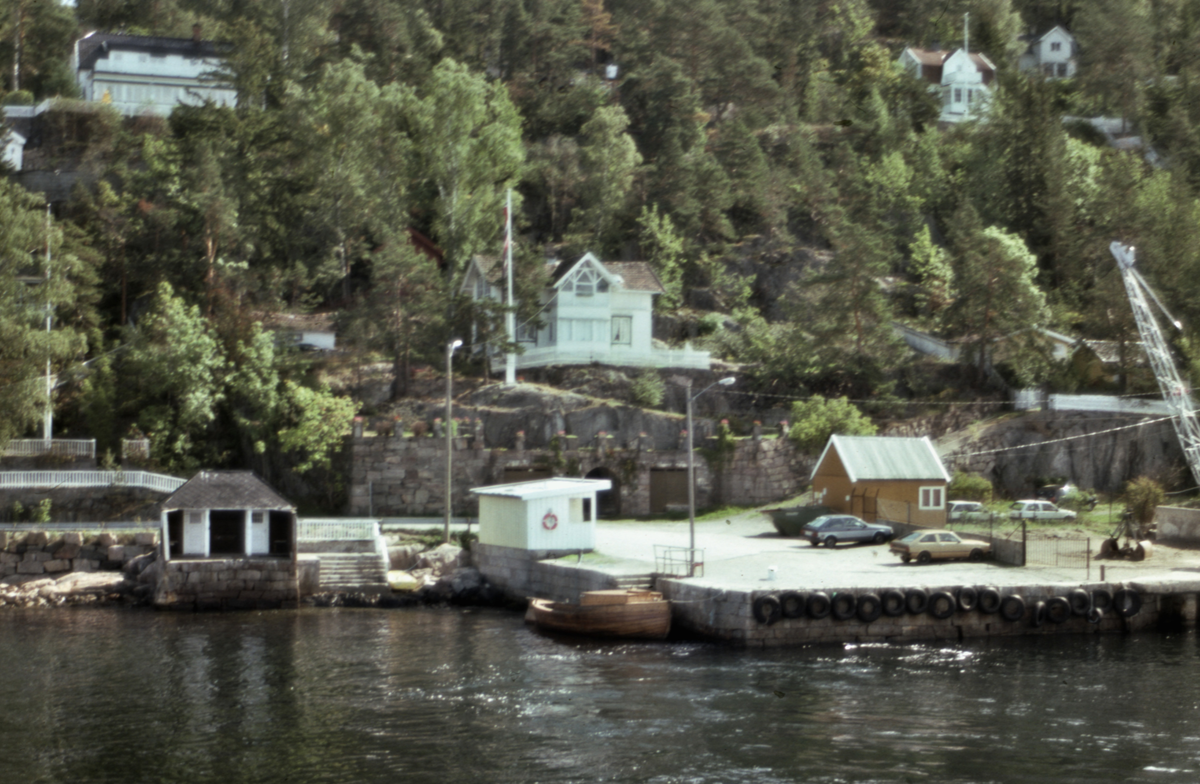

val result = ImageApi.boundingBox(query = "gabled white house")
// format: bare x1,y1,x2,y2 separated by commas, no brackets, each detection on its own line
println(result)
460,251,710,371
899,46,995,124
1018,25,1077,79
72,27,235,116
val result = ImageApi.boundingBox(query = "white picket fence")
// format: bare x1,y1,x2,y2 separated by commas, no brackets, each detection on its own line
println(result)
0,470,184,493
3,439,96,458
297,518,380,542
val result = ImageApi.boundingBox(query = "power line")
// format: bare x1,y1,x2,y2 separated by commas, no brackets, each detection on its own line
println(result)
948,415,1175,459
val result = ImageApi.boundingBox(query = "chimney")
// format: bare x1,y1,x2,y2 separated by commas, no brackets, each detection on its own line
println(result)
192,24,202,43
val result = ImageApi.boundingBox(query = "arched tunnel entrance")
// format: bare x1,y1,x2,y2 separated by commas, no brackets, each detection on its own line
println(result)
584,467,621,518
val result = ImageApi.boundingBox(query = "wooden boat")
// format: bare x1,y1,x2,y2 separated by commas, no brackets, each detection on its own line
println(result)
527,589,671,640
761,505,830,536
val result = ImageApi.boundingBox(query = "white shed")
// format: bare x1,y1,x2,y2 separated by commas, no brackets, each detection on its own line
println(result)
471,478,612,551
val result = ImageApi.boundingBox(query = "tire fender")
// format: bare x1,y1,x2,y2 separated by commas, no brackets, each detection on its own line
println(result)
977,586,1002,614
1113,588,1143,618
928,591,956,620
1046,596,1072,624
1091,588,1113,612
831,592,856,621
806,591,832,620
779,590,807,620
956,586,979,612
881,589,906,617
856,593,883,623
752,594,782,625
1031,600,1047,627
999,595,1026,622
905,588,929,615
1067,588,1091,617
1087,606,1104,625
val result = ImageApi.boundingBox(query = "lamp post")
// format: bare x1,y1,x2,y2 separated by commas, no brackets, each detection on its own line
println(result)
444,338,463,544
686,376,736,576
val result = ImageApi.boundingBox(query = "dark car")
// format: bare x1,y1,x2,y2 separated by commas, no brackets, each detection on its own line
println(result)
801,514,894,547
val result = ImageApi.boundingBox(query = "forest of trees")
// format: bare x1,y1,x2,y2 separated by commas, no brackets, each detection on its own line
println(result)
4,0,1200,504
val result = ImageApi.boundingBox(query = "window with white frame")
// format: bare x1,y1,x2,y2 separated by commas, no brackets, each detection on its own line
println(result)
251,511,264,524
611,316,632,345
517,322,537,343
954,88,962,103
566,266,610,297
919,486,944,510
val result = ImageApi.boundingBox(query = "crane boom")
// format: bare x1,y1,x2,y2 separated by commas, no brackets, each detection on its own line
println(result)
1110,241,1200,485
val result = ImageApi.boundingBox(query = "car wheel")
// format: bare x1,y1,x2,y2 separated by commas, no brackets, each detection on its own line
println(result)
901,554,912,563
872,532,885,544
916,551,932,564
824,536,837,548
969,549,985,562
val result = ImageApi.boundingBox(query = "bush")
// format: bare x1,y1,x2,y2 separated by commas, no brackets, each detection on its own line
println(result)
787,395,876,453
1123,476,1164,524
947,471,993,503
630,370,665,408
3,90,33,106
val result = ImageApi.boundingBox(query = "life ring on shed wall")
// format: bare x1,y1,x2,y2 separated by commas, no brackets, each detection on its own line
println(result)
542,510,559,530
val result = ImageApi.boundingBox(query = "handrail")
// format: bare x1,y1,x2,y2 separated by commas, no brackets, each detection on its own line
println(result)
3,439,96,458
0,470,184,493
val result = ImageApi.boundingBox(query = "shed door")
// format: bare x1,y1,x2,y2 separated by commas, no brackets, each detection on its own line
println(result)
650,469,688,514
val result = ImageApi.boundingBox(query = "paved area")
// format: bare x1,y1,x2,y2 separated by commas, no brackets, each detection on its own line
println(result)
590,509,1200,592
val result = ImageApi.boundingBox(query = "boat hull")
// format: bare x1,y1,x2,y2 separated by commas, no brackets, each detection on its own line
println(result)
529,593,671,640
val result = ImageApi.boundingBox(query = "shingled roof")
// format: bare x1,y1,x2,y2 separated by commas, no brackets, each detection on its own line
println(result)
163,471,294,511
549,253,665,293
75,32,230,71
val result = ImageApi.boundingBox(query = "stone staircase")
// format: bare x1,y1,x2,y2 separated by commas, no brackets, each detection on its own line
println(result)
615,573,655,591
316,552,390,594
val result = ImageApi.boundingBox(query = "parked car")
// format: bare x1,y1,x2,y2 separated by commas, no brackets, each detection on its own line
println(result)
889,530,992,564
1009,500,1077,521
801,515,893,547
948,501,988,522
1036,483,1075,504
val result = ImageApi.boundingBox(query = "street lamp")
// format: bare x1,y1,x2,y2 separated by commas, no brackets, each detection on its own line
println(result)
686,376,736,576
444,338,463,544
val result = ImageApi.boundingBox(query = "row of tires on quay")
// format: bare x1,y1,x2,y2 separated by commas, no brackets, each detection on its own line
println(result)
751,585,1143,627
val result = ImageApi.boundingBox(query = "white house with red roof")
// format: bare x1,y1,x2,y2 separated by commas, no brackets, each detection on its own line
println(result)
899,45,995,124
460,251,710,371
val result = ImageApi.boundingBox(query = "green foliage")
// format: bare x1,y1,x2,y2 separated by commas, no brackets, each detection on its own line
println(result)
1123,476,1165,525
33,499,51,524
787,396,876,453
636,204,685,309
630,370,665,409
948,471,993,503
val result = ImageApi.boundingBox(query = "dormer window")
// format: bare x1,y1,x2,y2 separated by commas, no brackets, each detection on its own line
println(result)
568,267,607,297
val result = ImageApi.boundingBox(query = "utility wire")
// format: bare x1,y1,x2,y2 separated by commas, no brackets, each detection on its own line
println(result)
949,415,1175,458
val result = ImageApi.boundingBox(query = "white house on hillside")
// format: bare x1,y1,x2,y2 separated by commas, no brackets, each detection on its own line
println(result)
1018,25,1077,79
899,46,995,124
72,27,235,116
461,251,710,371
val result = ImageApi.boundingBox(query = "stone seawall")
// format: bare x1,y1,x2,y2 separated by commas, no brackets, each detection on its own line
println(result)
0,529,157,577
349,434,806,518
473,543,621,601
156,557,299,611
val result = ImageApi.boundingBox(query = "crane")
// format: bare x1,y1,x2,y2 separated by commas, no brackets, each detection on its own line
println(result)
1106,241,1200,557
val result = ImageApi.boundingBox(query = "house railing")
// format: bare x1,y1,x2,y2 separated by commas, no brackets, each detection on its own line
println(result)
3,439,96,458
1013,390,1172,416
0,470,184,493
298,518,380,542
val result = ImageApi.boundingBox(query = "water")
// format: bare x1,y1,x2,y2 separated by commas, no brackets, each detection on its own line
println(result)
2,607,1200,783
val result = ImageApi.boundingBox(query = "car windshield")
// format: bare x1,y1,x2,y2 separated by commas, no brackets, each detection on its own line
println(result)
897,532,923,543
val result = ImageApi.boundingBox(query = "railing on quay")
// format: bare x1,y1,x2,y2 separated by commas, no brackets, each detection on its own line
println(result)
3,439,96,458
0,470,185,493
654,545,704,578
298,518,381,542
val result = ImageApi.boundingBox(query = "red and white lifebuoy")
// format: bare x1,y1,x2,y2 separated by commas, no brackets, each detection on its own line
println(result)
542,510,559,530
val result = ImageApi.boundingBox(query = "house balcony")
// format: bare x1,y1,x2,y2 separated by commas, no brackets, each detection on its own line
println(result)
493,342,712,371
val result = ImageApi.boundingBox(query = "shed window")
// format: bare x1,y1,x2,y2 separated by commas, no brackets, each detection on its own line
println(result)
919,486,944,510
954,88,962,103
251,511,265,524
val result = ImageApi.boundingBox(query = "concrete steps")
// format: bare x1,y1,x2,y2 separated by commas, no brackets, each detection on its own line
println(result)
615,573,655,591
317,553,390,593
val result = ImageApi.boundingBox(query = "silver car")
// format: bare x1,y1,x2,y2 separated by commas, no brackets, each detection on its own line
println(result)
948,501,988,521
1009,500,1076,521
801,515,894,547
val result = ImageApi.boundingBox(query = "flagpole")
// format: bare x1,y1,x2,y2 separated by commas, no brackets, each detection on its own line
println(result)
504,188,517,385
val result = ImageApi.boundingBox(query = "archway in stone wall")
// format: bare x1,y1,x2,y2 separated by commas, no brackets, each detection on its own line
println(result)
584,467,621,518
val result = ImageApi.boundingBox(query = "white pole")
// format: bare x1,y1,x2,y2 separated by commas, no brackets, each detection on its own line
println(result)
686,380,696,576
964,12,969,55
504,188,517,385
445,338,462,544
43,203,52,442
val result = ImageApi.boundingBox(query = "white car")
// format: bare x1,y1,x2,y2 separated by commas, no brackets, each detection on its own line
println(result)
948,501,988,521
1009,500,1076,521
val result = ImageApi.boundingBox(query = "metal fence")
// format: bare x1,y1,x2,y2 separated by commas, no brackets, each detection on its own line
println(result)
655,545,704,578
0,470,184,493
3,439,96,458
1025,534,1094,572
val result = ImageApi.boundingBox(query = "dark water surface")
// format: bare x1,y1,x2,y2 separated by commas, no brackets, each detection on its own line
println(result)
2,607,1199,783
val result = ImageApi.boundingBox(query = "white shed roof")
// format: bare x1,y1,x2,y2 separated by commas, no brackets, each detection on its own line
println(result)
811,435,950,484
471,477,612,500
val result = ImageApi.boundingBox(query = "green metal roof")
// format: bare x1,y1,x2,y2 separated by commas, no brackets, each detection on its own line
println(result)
812,435,950,484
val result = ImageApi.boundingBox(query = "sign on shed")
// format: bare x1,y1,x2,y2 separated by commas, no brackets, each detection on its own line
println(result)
470,478,612,551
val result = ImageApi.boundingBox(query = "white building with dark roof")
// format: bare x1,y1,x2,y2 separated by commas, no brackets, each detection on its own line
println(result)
1018,25,1077,79
460,251,710,371
71,26,235,116
899,46,995,124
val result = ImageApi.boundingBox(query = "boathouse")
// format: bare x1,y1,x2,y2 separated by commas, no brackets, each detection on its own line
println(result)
811,435,949,527
472,477,612,552
161,470,296,559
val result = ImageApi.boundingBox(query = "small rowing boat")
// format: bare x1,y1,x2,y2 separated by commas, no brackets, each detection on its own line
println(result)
527,589,671,640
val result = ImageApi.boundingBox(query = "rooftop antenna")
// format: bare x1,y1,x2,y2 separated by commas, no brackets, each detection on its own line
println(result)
964,11,970,55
